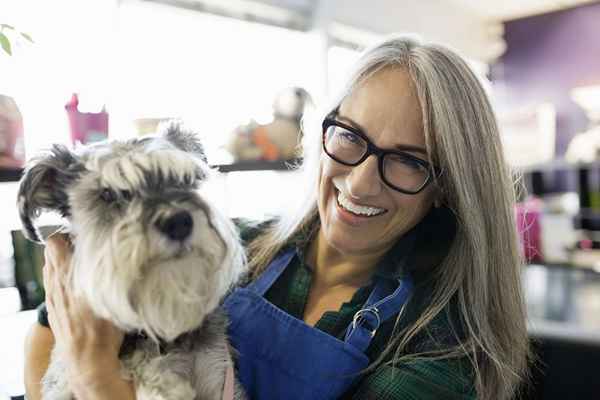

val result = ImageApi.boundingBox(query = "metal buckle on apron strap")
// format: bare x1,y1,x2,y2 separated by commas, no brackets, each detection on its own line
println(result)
351,306,381,338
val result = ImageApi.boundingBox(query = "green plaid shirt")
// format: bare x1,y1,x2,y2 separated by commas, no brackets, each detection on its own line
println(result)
240,218,476,400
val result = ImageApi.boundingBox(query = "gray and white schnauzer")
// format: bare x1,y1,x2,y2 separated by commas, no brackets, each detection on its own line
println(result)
18,123,246,399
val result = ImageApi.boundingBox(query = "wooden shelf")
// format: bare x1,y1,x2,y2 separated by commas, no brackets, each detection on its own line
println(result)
0,168,23,183
211,158,301,173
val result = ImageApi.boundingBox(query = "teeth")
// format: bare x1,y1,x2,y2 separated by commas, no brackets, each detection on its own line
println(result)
337,191,386,217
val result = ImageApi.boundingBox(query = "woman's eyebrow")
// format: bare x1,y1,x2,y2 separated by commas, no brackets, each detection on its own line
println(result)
336,113,429,156
393,144,429,156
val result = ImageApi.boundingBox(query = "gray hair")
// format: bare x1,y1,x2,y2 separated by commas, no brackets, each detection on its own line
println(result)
247,34,529,400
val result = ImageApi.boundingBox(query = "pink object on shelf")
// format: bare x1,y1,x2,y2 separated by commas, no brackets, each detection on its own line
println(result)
516,197,543,263
65,93,109,145
0,94,25,169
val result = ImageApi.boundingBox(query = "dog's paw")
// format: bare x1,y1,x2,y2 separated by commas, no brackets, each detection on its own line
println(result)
135,372,196,400
136,382,196,400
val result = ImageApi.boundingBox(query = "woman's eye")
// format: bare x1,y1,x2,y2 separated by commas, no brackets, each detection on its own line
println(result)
338,130,361,144
100,188,117,203
406,159,426,171
388,154,427,171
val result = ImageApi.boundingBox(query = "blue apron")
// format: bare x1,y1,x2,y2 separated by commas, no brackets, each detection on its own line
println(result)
222,248,413,400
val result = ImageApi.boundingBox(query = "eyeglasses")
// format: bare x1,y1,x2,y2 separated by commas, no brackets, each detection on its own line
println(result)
322,115,439,194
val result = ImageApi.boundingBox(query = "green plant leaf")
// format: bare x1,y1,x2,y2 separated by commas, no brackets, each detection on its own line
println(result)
20,32,33,43
0,32,12,55
1,24,15,31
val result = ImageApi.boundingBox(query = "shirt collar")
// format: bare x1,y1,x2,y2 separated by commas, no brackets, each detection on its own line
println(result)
373,224,419,280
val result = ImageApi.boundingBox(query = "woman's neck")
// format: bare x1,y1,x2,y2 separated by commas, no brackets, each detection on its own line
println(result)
305,228,389,289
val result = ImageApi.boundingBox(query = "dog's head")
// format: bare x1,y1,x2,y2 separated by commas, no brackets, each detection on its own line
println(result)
18,122,245,341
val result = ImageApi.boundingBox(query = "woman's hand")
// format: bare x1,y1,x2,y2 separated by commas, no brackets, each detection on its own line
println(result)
43,234,133,398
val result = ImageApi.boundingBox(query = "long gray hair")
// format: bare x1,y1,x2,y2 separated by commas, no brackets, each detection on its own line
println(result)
247,34,529,400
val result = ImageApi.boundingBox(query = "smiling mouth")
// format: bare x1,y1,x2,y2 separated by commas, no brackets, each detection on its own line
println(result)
334,188,388,217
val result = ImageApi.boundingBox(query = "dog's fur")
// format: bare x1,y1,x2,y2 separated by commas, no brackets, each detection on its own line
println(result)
18,123,246,399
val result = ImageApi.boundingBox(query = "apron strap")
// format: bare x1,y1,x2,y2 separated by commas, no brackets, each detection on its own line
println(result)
246,248,297,296
344,276,414,353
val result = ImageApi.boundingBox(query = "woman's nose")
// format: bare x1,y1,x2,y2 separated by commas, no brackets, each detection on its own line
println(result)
346,155,382,198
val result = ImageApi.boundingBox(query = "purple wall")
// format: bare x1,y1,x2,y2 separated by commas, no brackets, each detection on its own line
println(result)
491,2,600,155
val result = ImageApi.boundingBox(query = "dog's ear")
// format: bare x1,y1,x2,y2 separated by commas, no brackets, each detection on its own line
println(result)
17,145,84,243
160,120,207,163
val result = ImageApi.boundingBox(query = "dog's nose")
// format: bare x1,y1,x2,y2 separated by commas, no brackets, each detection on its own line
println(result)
156,211,194,241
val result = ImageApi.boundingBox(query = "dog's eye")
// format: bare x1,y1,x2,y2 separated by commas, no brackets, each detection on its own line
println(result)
100,188,117,203
121,190,132,201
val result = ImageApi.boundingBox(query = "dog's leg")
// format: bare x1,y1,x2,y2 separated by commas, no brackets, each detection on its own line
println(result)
134,371,196,400
232,376,247,400
189,311,247,400
122,346,197,400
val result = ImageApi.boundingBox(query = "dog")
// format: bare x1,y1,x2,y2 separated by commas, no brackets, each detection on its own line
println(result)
17,122,247,399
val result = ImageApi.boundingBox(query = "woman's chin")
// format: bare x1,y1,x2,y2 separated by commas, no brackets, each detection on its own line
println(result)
324,226,377,256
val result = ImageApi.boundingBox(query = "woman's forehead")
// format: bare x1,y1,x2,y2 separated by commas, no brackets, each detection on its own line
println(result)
338,67,425,147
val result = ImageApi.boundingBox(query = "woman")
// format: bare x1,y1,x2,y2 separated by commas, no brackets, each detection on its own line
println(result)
25,35,529,399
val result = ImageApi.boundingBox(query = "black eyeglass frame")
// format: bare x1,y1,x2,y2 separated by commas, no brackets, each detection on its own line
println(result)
321,115,440,195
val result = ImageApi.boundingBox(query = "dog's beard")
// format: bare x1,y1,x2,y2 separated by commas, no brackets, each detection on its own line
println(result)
69,203,245,342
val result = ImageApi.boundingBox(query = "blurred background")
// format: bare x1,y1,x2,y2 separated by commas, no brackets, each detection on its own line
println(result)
1,0,600,399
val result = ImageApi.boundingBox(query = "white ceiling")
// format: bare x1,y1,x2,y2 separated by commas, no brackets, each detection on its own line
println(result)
260,0,600,61
150,0,600,62
448,0,599,21
254,0,599,21
323,0,506,61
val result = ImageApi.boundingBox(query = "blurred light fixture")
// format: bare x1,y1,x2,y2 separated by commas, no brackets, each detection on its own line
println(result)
571,84,600,124
328,22,381,50
144,0,310,30
566,85,600,163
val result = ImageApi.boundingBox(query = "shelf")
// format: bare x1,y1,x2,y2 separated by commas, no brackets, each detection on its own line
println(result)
0,159,302,183
210,158,302,173
0,168,23,183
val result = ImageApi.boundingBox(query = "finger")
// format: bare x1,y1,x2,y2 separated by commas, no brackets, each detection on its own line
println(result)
46,301,58,333
48,272,71,341
47,307,66,347
42,252,55,299
46,232,70,247
52,259,70,311
42,239,57,290
44,281,61,336
42,265,50,300
45,244,71,328
43,242,55,271
44,242,59,272
49,236,72,265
